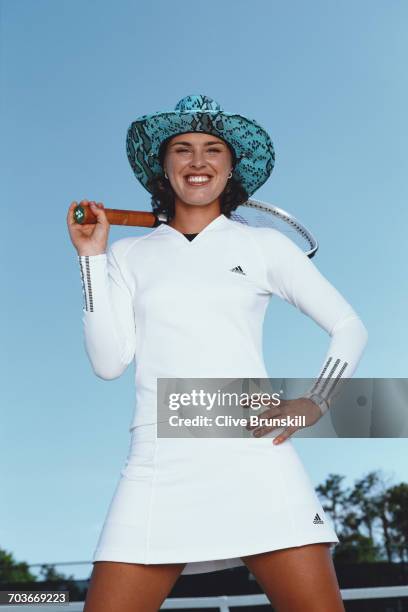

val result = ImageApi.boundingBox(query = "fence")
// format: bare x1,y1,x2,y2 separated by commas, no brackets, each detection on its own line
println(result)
1,585,408,611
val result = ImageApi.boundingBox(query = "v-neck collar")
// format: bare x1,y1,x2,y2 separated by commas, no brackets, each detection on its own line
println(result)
156,213,229,245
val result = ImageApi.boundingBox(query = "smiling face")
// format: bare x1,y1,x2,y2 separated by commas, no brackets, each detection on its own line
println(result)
162,132,233,209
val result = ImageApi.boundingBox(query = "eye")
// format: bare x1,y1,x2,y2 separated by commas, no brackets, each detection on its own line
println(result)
173,147,222,154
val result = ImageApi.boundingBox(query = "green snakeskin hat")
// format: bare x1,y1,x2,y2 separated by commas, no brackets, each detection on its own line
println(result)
126,94,275,197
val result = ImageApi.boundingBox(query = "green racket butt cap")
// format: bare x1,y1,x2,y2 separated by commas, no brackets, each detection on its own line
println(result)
74,205,85,224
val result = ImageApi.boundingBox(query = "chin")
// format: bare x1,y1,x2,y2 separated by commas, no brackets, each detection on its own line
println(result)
184,200,217,207
176,191,222,207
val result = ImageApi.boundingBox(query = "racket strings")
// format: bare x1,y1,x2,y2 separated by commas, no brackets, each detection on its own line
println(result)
230,200,317,258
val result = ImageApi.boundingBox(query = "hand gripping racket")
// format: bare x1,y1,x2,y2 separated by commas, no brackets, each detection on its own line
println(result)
73,199,318,258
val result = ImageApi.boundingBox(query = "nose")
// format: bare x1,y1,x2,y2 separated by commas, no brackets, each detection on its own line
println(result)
190,148,206,168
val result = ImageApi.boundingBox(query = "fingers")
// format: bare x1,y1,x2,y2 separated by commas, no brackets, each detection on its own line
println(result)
88,201,108,225
245,405,282,431
250,423,278,437
67,199,91,226
245,399,293,439
273,426,299,445
67,200,106,226
67,201,79,227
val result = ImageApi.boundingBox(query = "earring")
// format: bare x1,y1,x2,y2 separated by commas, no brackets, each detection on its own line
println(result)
164,171,168,179
228,171,233,179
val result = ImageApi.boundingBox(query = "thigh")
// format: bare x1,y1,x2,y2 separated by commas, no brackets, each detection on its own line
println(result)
83,560,186,612
241,543,344,612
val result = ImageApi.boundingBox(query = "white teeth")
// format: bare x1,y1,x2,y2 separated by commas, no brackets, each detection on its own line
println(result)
186,175,211,184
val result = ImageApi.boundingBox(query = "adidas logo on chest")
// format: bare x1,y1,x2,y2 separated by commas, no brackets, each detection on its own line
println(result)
230,265,246,275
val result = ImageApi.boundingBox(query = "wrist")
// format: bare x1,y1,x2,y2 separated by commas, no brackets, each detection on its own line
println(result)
302,393,330,416
77,250,106,257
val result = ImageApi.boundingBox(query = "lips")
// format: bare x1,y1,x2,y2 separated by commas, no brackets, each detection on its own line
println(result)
184,174,212,186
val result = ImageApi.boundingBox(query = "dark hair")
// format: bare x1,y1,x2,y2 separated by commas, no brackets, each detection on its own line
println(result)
147,137,248,221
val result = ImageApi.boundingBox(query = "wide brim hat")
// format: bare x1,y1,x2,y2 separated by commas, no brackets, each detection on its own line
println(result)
126,94,275,198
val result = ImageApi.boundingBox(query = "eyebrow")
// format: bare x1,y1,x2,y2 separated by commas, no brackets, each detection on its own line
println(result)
169,140,226,147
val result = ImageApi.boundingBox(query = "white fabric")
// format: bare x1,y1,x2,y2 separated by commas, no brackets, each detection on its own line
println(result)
92,423,340,575
77,213,368,574
79,213,368,429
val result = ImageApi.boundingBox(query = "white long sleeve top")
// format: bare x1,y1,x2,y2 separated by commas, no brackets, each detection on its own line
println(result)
77,213,368,430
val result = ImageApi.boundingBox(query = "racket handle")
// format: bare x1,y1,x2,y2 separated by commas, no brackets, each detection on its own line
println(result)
73,204,164,228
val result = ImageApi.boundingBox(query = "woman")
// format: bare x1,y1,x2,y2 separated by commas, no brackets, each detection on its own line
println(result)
67,95,368,611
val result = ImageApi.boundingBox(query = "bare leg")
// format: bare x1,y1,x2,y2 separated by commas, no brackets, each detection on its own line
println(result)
241,543,344,612
83,560,186,612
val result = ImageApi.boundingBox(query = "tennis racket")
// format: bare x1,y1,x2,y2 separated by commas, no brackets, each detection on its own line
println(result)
73,199,318,258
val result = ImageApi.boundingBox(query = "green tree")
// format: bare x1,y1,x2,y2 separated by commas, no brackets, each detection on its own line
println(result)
38,564,75,582
0,548,37,583
348,471,383,542
315,470,408,563
0,548,75,584
333,533,381,563
385,483,408,562
316,473,348,533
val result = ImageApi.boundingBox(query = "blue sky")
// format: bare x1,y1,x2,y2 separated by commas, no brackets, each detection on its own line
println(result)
1,0,407,580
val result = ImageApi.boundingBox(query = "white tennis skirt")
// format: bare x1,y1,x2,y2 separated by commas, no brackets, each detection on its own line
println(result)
92,424,339,575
